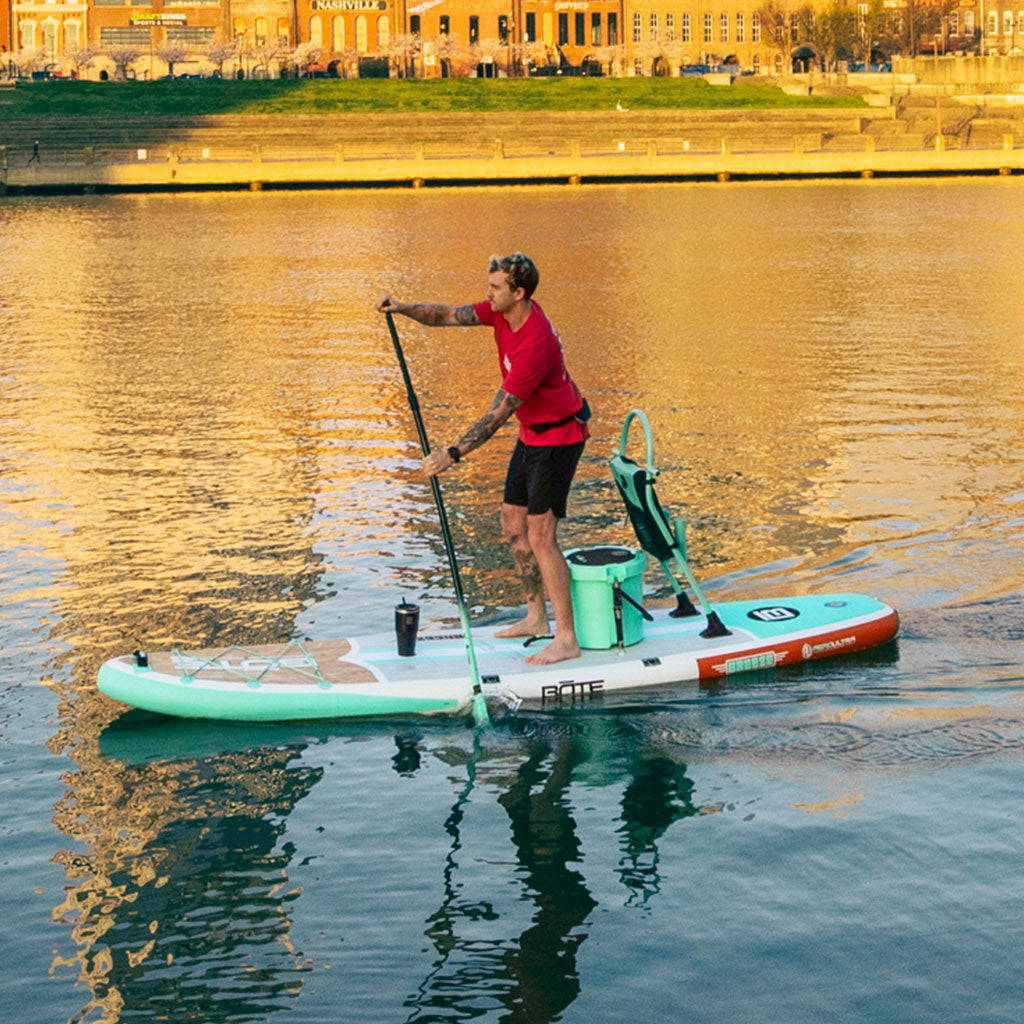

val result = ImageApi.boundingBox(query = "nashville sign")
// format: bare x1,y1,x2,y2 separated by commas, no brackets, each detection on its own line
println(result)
310,1,388,10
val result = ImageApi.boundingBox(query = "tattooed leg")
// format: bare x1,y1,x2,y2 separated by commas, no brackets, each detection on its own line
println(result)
495,503,551,638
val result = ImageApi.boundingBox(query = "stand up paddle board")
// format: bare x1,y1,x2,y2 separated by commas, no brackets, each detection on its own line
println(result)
97,409,900,722
96,591,898,721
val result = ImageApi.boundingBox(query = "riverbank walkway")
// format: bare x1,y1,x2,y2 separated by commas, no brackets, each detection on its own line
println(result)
2,99,1023,193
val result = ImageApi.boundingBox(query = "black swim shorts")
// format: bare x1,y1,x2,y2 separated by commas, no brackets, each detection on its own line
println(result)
503,440,585,518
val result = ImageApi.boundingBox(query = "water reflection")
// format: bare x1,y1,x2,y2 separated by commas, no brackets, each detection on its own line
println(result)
51,729,321,1023
3,182,1023,1024
52,718,713,1024
405,736,599,1023
404,725,720,1024
617,757,701,907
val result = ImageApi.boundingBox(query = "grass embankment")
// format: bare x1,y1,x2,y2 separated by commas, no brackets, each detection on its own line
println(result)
1,77,866,119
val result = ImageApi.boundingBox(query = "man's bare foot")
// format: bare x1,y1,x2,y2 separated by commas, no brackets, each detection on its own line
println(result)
524,636,581,666
495,617,549,639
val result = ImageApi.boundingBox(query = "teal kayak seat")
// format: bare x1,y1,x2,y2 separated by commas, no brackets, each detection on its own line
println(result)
610,410,730,638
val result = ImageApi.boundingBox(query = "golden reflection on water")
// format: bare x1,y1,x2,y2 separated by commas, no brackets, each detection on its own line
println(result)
47,736,319,1023
2,181,1024,1021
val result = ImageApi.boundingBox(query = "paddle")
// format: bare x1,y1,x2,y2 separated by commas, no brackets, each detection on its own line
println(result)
385,312,490,728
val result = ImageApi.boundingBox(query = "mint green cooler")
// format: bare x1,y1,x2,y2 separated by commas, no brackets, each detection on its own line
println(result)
566,546,648,649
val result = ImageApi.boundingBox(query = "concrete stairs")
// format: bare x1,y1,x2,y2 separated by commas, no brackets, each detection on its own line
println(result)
892,94,979,148
1,109,896,165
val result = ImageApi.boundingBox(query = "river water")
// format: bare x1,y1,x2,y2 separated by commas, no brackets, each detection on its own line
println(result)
2,180,1023,1023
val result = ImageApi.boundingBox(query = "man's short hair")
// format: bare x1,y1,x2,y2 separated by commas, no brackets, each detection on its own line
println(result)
489,252,539,299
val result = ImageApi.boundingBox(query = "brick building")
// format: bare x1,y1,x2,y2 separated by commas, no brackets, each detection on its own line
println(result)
6,0,1024,77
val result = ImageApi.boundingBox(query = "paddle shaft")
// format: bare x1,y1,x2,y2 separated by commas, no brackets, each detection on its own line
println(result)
385,312,487,719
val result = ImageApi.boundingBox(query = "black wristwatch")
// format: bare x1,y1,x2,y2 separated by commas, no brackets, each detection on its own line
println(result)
446,446,461,464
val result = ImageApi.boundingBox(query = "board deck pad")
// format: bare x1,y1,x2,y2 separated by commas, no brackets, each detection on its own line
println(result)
146,640,378,686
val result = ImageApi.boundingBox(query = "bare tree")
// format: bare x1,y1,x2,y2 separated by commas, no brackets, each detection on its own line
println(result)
632,35,663,76
288,41,324,77
589,43,626,77
523,38,554,72
70,47,98,80
660,34,688,74
203,41,237,78
107,45,143,80
897,0,943,58
757,2,794,72
794,2,857,69
329,45,360,79
12,48,44,77
473,36,507,73
156,42,190,78
381,33,421,78
429,33,468,76
244,41,284,79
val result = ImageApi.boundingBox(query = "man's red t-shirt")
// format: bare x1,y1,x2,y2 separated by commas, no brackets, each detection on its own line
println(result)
472,300,587,447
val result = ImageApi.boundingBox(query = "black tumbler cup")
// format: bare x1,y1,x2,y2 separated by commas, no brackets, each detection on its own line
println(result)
395,600,420,657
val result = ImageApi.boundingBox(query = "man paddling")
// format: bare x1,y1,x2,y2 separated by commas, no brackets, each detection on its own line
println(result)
375,252,588,666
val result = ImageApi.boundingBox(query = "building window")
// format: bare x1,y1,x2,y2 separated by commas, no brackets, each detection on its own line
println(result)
720,12,729,42
277,17,288,44
987,11,997,34
666,12,675,40
1003,10,1013,33
333,16,345,50
608,12,617,44
43,19,58,56
574,11,584,44
499,15,509,42
255,16,267,44
356,14,368,51
752,53,761,72
681,12,691,43
558,12,568,44
1018,11,1024,34
649,12,658,39
310,16,322,46
377,15,389,46
409,14,419,34
65,19,80,53
168,26,215,43
751,11,760,43
736,12,744,42
100,26,150,44
591,12,601,45
633,11,642,43
964,11,974,35
439,15,449,35
469,15,478,43
703,12,712,44
633,56,643,75
525,11,535,41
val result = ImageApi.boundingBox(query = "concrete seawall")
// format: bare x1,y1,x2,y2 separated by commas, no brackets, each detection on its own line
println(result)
2,108,1022,192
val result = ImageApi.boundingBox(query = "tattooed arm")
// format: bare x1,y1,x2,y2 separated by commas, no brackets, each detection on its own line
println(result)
423,390,522,477
375,295,481,327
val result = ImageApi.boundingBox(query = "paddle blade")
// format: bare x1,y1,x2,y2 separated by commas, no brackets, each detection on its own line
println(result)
472,691,490,728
